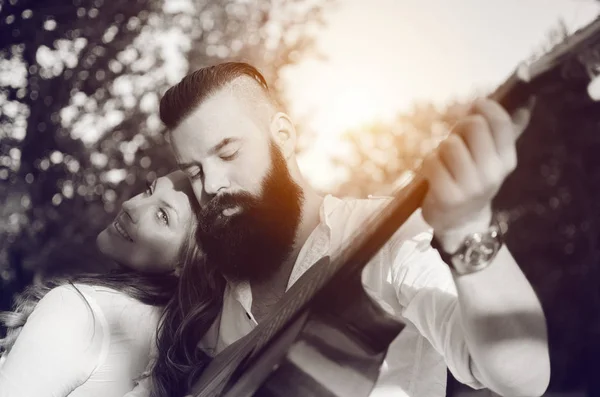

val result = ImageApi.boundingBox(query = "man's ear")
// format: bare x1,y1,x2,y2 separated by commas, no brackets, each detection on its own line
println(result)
270,112,296,159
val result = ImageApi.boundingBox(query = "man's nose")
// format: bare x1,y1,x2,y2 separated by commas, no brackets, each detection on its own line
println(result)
202,165,230,197
191,182,211,208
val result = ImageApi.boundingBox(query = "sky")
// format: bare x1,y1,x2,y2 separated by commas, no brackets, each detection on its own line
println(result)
282,0,600,190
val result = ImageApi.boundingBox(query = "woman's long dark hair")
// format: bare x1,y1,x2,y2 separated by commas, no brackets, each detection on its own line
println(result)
0,270,178,356
0,220,201,357
150,238,226,397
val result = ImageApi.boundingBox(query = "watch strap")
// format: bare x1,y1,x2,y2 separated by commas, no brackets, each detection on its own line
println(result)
431,217,504,275
430,234,458,271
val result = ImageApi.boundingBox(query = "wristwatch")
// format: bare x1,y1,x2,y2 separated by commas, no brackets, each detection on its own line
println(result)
431,218,504,275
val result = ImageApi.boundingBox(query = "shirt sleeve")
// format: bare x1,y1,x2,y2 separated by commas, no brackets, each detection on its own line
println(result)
388,212,484,389
0,284,105,397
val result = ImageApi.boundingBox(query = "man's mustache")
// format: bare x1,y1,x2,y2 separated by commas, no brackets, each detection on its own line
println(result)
198,191,258,228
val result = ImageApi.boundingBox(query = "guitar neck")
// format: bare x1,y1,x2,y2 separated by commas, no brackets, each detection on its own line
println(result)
317,64,541,292
191,18,600,397
316,16,600,343
337,16,600,276
250,66,538,353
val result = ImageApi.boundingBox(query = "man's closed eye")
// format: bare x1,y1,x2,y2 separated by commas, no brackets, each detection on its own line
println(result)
220,150,239,161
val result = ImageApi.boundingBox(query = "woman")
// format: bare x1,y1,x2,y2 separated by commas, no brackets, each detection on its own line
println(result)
0,170,224,397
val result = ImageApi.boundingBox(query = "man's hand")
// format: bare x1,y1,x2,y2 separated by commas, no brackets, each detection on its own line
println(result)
421,98,532,253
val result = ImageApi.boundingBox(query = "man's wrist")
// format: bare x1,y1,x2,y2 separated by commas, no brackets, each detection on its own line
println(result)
432,209,503,275
433,207,493,253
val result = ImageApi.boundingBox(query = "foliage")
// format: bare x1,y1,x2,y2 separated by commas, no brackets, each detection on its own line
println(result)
2,1,598,394
0,0,331,309
330,21,600,394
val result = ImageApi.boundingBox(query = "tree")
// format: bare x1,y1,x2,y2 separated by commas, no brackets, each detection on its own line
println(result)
331,18,600,395
332,101,469,198
0,0,331,309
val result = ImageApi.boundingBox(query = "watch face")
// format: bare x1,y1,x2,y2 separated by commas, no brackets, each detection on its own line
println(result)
456,228,502,272
463,238,498,269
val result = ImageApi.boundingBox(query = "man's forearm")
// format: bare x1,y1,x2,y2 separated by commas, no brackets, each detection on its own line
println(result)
453,246,550,397
417,96,549,395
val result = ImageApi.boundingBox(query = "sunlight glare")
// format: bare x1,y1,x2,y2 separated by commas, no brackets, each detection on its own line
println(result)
325,85,388,136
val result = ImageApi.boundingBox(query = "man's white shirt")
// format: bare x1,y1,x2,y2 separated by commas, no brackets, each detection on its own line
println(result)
199,195,484,397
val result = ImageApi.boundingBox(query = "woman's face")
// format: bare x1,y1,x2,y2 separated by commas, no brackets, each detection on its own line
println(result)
96,170,197,272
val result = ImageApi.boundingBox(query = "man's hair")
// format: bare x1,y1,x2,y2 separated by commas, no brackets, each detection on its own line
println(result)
159,62,272,130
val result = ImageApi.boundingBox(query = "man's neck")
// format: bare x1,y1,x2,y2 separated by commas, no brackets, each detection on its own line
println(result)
294,187,324,254
250,186,323,323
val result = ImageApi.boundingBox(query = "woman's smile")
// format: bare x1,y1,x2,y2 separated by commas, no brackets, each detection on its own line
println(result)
113,215,133,242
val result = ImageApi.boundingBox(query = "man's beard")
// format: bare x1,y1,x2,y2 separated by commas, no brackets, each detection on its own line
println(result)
197,143,303,283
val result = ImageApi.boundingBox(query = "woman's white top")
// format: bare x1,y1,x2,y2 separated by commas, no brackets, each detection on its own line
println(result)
0,283,162,397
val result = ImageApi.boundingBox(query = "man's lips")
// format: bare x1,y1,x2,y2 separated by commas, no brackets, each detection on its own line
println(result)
221,206,242,217
113,216,133,242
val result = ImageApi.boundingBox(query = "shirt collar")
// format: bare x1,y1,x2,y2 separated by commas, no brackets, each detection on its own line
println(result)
225,194,344,308
321,194,341,225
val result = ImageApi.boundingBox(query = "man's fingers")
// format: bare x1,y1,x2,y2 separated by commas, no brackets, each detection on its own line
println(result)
471,98,514,155
437,134,481,194
421,151,463,208
453,115,497,172
511,96,536,138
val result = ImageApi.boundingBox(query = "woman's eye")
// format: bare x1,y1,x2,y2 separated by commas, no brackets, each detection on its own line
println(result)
157,209,169,225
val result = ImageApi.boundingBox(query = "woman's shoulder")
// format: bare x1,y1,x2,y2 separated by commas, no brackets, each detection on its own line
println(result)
74,284,163,328
36,284,96,319
22,284,106,356
32,284,106,338
0,284,107,395
33,284,162,333
78,284,162,312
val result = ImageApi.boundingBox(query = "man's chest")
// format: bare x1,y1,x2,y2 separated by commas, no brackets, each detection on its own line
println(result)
208,284,446,397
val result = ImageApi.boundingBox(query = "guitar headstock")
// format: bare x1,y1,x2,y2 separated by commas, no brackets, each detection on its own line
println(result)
491,16,600,112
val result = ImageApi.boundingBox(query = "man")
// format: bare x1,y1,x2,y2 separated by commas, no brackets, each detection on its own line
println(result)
160,62,550,397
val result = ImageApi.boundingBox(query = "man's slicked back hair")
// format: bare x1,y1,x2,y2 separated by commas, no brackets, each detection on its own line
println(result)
159,62,271,130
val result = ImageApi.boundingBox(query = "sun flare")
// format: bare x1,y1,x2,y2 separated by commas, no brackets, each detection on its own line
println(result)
325,86,387,135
